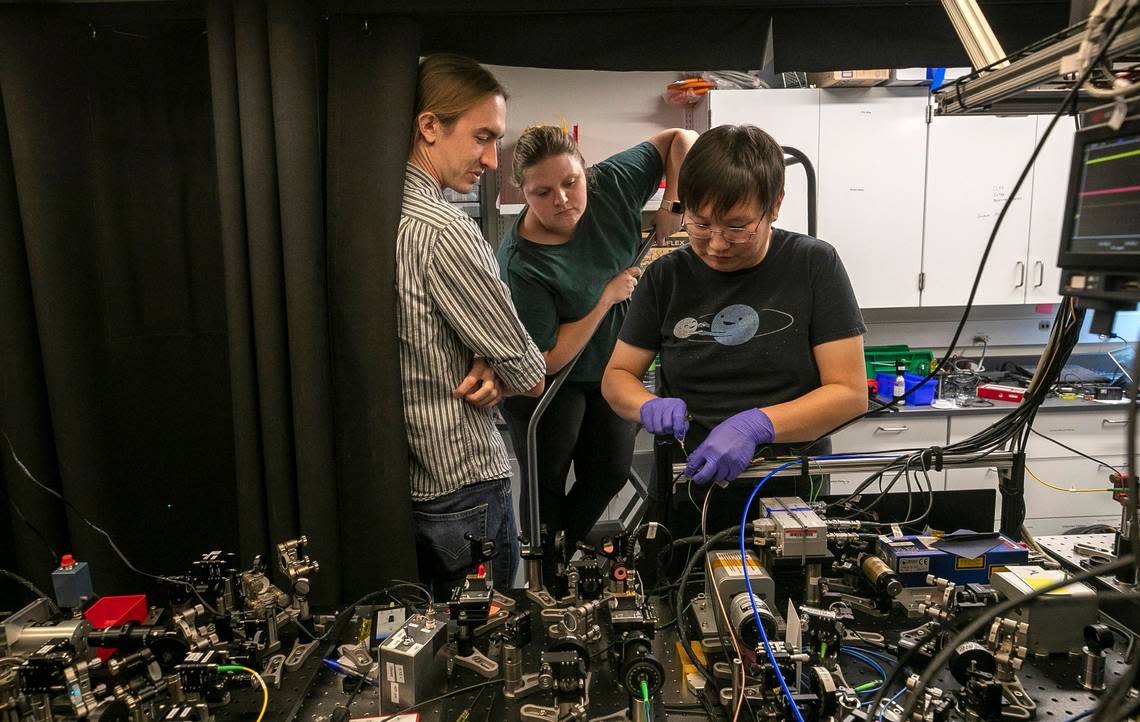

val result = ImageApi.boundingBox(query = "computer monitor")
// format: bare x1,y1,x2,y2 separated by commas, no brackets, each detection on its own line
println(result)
1109,344,1136,383
1057,102,1140,307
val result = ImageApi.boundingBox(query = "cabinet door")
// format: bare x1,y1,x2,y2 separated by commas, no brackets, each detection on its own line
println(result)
922,115,1037,306
708,89,819,237
830,416,949,454
818,88,929,309
1026,117,1076,304
950,459,1124,535
1023,456,1124,529
1027,410,1131,460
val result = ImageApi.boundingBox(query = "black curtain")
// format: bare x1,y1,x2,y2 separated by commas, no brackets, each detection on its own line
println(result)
324,14,420,597
0,5,238,602
1,1,419,607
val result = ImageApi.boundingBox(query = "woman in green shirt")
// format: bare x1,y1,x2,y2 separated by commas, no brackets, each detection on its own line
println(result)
497,125,696,579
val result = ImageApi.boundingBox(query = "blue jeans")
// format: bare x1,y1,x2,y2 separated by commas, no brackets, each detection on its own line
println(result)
412,477,518,598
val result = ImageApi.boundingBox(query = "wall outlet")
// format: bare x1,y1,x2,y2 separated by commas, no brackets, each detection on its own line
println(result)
1038,321,1052,331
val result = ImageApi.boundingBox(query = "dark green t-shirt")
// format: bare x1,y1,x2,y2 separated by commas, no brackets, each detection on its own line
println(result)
497,142,663,384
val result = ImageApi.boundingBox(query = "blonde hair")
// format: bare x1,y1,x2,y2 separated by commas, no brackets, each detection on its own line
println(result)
511,125,588,188
412,54,506,145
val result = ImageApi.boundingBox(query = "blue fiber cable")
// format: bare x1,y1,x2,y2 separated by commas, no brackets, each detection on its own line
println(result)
879,688,906,722
737,453,900,722
846,646,898,664
841,647,887,673
740,461,802,722
842,653,886,695
840,648,887,682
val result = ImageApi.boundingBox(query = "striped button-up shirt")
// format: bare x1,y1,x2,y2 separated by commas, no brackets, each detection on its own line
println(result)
398,163,546,501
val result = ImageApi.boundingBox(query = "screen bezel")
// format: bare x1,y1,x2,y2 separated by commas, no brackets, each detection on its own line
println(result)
1056,113,1140,272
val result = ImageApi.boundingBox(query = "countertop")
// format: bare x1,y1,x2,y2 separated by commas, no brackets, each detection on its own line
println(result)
867,395,1131,418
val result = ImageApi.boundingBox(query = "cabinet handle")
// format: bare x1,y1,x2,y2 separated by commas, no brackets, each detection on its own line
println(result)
1102,419,1127,425
1014,261,1025,288
875,426,910,433
1034,260,1044,288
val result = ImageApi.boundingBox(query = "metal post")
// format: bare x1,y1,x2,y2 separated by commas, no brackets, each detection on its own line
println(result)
940,0,1010,70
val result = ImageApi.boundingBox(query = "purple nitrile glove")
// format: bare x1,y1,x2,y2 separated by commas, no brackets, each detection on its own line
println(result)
639,397,689,440
685,408,775,485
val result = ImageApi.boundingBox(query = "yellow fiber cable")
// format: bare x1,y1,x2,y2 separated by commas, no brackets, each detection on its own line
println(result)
223,666,268,722
1025,464,1116,493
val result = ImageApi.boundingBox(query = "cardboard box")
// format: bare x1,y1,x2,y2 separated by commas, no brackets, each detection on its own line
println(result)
876,533,1028,587
977,383,1026,403
808,69,889,88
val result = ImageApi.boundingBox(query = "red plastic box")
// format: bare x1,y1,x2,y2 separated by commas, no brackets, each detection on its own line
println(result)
977,383,1026,403
84,594,148,660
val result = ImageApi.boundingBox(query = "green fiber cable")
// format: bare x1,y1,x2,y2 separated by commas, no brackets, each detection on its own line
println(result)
640,679,649,702
819,642,828,658
217,665,245,672
854,679,883,692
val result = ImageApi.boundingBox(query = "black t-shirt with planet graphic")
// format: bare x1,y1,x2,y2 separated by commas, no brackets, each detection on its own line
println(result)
619,228,866,453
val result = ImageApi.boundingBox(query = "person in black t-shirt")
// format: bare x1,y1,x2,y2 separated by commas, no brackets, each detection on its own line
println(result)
601,124,867,534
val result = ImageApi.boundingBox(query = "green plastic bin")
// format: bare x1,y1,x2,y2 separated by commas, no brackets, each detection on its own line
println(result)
864,345,935,380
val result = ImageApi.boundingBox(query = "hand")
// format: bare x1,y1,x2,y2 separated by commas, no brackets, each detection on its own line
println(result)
601,267,641,306
453,358,503,408
654,206,682,242
639,397,689,440
685,408,774,485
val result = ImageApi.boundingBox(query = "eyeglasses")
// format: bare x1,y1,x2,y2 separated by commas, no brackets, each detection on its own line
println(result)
681,216,764,244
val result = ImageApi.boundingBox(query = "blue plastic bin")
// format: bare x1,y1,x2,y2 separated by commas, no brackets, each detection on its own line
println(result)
875,372,937,406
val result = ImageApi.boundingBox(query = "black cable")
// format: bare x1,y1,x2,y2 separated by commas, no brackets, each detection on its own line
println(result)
674,525,740,690
825,454,913,515
0,485,60,564
330,675,369,722
894,554,1137,722
289,588,402,643
1,428,222,615
482,686,500,722
0,568,60,613
632,520,675,581
1127,336,1139,589
372,679,504,722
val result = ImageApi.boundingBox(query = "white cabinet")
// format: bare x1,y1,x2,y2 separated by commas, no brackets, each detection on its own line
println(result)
703,88,820,237
701,90,1072,310
1026,117,1076,304
703,88,926,309
818,88,929,309
945,410,1127,532
828,416,948,494
922,115,1038,306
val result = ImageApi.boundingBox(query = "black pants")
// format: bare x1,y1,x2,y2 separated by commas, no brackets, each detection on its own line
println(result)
501,382,637,570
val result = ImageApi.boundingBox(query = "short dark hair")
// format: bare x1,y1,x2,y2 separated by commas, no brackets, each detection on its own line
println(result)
678,125,784,220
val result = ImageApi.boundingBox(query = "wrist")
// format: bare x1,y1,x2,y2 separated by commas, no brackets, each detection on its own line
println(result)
658,198,682,214
741,408,774,445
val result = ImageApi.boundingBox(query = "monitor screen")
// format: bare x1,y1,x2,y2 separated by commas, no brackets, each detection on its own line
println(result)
1066,131,1140,255
1109,344,1136,383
